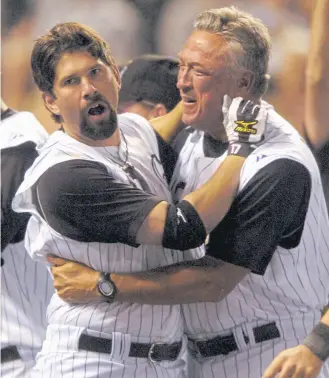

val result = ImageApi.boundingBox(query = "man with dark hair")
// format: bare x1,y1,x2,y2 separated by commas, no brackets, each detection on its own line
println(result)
1,99,52,377
13,21,267,377
118,54,181,119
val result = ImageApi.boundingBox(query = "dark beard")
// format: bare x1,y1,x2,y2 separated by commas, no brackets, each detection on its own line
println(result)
80,105,118,140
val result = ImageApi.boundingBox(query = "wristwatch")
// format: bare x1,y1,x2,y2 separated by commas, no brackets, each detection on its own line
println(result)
97,273,117,303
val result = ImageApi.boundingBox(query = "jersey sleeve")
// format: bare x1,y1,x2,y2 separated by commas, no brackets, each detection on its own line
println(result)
34,160,163,246
206,158,312,275
1,142,38,250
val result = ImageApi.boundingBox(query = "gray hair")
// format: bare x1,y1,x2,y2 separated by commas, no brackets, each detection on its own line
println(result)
194,6,271,97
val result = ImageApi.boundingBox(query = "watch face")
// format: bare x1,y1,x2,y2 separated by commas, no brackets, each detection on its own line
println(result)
99,280,114,297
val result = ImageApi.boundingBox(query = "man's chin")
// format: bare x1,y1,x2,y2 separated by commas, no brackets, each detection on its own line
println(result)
182,113,195,127
182,113,204,130
81,120,118,141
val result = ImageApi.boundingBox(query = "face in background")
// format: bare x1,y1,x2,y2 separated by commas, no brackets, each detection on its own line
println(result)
177,29,251,137
43,50,121,143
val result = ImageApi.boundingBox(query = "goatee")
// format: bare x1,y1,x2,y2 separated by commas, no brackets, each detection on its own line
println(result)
80,104,118,140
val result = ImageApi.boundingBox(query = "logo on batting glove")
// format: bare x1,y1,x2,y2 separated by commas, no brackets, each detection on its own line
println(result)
233,120,258,135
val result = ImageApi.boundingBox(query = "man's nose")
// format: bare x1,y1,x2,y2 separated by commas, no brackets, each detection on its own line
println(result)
177,67,192,91
82,78,96,99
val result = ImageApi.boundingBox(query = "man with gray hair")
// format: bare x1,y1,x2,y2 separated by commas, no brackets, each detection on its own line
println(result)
48,7,329,377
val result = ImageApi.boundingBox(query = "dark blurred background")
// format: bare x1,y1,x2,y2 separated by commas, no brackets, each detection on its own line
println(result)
1,0,313,133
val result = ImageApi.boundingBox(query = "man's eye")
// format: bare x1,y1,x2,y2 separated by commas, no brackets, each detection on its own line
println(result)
194,70,208,76
90,68,101,76
64,78,78,86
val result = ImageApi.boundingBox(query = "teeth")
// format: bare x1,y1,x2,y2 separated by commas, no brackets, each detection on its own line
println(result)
90,103,101,110
88,103,105,116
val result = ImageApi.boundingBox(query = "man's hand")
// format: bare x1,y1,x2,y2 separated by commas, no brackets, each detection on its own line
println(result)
262,345,323,378
222,95,268,157
47,255,102,304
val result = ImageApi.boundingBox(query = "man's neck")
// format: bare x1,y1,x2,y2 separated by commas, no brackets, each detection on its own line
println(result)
207,125,228,142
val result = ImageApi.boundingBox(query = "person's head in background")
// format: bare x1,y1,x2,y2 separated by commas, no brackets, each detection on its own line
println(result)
118,55,181,120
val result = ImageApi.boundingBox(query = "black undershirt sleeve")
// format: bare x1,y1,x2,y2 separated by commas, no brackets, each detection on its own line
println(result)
34,160,163,247
1,142,38,251
206,159,312,275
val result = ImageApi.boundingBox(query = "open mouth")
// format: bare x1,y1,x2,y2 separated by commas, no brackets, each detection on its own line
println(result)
182,97,197,104
88,103,106,116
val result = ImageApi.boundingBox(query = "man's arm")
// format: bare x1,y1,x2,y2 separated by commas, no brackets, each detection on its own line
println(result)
262,309,329,378
149,101,185,144
48,255,248,304
304,0,329,147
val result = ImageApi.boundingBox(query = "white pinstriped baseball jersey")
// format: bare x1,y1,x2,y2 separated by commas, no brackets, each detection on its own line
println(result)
170,103,329,378
13,113,187,378
1,111,53,378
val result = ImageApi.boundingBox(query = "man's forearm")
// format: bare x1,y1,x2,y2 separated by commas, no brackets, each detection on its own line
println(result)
112,257,223,305
305,0,329,146
111,256,248,305
149,102,185,143
49,256,249,305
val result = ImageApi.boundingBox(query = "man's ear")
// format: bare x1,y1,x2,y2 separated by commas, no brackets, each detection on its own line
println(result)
42,92,61,117
237,70,255,97
151,103,168,118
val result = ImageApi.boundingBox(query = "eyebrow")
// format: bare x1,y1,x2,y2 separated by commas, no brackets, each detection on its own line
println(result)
177,52,208,69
